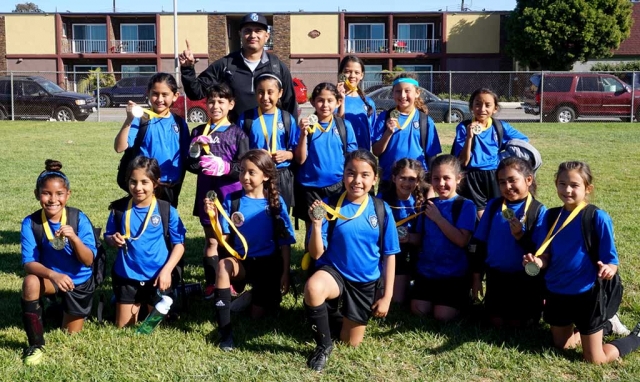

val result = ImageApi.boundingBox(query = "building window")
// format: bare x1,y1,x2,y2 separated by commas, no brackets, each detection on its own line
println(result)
265,26,274,51
347,24,386,53
119,24,156,53
122,65,157,77
72,24,107,53
395,24,438,53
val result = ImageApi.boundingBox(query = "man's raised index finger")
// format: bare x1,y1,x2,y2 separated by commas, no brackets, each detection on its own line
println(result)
185,39,191,50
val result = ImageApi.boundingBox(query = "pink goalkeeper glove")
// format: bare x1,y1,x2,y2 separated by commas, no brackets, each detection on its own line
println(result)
200,154,230,176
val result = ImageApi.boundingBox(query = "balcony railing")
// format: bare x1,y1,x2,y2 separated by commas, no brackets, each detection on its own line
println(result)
392,39,441,54
110,40,156,53
66,39,107,53
345,39,389,54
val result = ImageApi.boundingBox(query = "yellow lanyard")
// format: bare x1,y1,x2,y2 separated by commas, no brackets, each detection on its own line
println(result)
396,211,422,227
201,118,230,155
534,202,587,257
308,116,333,134
123,197,157,240
320,192,369,221
258,109,279,154
502,194,533,223
207,198,249,260
41,208,67,241
393,108,417,130
140,108,170,119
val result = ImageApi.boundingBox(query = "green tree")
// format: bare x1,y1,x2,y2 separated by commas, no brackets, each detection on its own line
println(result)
77,68,116,94
506,0,633,71
12,2,43,13
377,66,405,85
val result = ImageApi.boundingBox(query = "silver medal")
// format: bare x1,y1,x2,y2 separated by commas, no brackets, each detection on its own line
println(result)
307,114,318,126
471,123,483,135
525,261,541,276
390,109,400,119
397,226,409,240
206,190,218,201
51,236,66,250
311,205,326,220
131,105,144,118
502,208,516,220
189,143,201,158
338,73,348,83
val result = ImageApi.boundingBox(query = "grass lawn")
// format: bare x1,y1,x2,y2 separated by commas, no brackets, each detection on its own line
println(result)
1,121,640,381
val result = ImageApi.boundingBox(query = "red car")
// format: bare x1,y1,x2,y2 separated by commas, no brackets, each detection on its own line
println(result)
171,95,209,123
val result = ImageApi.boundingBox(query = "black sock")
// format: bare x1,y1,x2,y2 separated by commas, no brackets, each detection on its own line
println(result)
603,320,613,336
203,257,217,286
327,298,343,339
610,334,640,358
305,302,332,349
214,288,232,339
21,299,45,347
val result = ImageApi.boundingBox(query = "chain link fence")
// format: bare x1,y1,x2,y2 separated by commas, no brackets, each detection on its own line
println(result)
0,70,637,123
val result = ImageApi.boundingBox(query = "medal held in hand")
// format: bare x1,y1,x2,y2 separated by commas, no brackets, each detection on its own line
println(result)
502,208,516,220
338,73,348,83
524,261,541,276
390,109,400,119
131,105,144,118
397,226,409,240
471,123,483,135
206,190,218,201
51,235,66,250
311,205,326,220
189,143,201,158
306,114,319,133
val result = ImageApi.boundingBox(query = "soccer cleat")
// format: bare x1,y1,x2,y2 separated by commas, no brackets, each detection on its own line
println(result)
22,345,44,366
230,290,252,313
219,335,235,352
306,345,333,372
610,314,631,336
204,284,216,300
630,321,640,337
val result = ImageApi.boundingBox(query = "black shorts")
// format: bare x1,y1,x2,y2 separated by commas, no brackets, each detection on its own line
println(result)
411,274,470,310
484,268,544,322
277,167,295,209
292,181,343,221
112,272,168,306
233,254,283,310
395,245,418,276
52,276,95,317
319,265,379,325
458,169,500,211
544,286,606,335
156,181,183,208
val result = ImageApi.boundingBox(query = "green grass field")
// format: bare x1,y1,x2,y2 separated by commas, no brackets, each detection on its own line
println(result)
1,121,640,381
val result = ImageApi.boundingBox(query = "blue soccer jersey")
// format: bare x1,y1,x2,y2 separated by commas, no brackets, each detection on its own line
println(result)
416,197,477,278
343,96,376,150
297,119,358,187
220,193,296,258
378,193,419,233
106,202,186,281
372,110,442,180
21,210,97,285
316,198,400,283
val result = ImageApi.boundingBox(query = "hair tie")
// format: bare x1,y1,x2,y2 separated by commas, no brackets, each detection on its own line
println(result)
392,78,419,87
256,73,283,87
36,171,70,190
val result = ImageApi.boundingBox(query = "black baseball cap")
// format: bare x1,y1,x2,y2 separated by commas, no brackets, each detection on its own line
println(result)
239,13,269,30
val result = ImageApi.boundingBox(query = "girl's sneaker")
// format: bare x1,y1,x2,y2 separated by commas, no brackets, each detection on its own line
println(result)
610,314,631,336
204,284,216,300
22,345,44,366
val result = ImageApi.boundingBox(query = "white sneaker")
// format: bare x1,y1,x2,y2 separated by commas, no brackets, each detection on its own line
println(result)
230,290,252,313
609,314,631,336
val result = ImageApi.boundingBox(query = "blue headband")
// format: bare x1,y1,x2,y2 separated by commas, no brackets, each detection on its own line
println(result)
392,78,419,87
36,171,70,189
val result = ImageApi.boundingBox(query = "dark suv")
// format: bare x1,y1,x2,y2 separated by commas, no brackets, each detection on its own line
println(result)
524,73,640,122
0,76,97,121
95,76,150,107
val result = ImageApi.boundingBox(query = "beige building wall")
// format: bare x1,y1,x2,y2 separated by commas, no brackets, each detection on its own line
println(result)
5,15,56,54
290,14,338,54
445,14,500,54
159,15,208,55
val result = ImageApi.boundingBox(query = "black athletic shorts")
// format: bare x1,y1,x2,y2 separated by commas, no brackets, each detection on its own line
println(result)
544,285,606,335
233,253,283,310
411,274,471,310
277,167,295,210
319,265,379,325
395,244,418,276
484,268,544,323
292,181,343,221
458,169,500,211
52,276,95,317
112,272,169,306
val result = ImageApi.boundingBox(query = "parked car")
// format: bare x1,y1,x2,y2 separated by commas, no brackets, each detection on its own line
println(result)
368,86,471,123
523,73,640,123
95,75,151,108
171,95,209,123
293,77,308,104
0,76,96,121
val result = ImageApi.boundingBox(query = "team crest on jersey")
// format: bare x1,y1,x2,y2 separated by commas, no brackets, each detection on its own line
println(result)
277,122,284,131
368,214,378,228
412,120,420,129
264,205,272,216
151,215,161,227
333,126,340,136
212,136,221,144
250,13,259,21
172,124,179,134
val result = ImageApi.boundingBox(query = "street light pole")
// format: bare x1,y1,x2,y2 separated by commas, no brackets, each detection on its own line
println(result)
173,0,180,87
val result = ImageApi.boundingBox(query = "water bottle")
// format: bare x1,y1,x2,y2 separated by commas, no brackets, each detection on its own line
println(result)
136,295,173,335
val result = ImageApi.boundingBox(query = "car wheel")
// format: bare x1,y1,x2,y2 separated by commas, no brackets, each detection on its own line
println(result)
187,107,208,123
98,94,111,108
54,106,75,122
445,109,464,124
555,106,575,123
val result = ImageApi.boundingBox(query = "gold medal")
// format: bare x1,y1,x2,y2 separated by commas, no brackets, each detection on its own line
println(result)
206,190,218,200
307,114,318,126
338,73,348,83
311,205,326,220
131,105,144,118
51,235,66,250
525,261,541,276
397,226,409,240
502,208,516,220
471,123,483,135
390,109,400,119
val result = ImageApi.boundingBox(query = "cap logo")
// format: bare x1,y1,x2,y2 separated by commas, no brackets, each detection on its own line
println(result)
251,13,259,21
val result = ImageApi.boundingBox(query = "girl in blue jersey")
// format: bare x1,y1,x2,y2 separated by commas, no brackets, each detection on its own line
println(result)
206,149,296,351
524,161,640,364
379,158,425,304
186,83,249,300
293,82,358,234
114,73,190,207
105,156,186,329
471,157,545,328
303,149,400,372
411,155,476,322
336,55,376,150
451,88,528,219
238,73,300,209
20,160,97,365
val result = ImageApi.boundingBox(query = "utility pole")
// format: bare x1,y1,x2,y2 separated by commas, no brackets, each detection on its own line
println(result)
461,0,464,11
113,0,116,12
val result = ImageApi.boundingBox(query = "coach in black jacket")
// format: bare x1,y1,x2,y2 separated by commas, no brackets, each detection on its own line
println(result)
179,13,298,119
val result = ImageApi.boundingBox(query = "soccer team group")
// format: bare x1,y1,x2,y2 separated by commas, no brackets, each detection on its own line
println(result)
17,12,640,371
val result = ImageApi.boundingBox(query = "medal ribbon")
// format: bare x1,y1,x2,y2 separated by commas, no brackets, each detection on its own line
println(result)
534,202,587,257
396,211,423,227
200,118,230,155
140,108,171,119
392,108,417,130
320,191,369,221
41,208,67,241
502,194,532,223
258,109,278,154
307,115,333,134
123,196,157,241
207,198,249,261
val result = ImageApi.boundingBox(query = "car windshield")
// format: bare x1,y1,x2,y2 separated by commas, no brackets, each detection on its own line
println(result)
36,79,64,94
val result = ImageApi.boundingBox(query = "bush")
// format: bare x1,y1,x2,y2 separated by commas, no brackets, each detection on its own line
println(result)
76,68,116,95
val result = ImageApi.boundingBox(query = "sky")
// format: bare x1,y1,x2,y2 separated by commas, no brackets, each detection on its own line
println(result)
1,0,517,13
